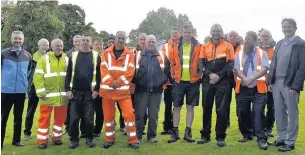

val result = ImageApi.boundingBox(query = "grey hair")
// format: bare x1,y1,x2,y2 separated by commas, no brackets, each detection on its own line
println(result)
51,39,63,47
138,33,147,38
11,30,24,38
73,35,82,41
259,29,271,37
228,30,239,37
211,24,223,33
146,35,157,41
246,31,258,41
116,31,126,37
37,38,49,47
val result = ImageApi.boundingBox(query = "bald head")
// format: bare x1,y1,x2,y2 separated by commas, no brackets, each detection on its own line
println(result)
115,31,127,49
228,30,239,45
146,35,157,51
260,29,271,47
210,24,223,41
51,39,63,56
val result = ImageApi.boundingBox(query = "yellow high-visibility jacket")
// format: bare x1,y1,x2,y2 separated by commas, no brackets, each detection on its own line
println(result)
33,52,69,106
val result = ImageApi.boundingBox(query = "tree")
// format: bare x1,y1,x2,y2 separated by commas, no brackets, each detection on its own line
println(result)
2,1,64,53
128,7,197,46
56,4,87,50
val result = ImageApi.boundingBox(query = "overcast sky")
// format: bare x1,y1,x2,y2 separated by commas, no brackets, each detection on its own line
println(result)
58,0,305,43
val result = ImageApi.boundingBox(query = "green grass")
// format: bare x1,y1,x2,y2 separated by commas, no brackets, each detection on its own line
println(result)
1,91,305,155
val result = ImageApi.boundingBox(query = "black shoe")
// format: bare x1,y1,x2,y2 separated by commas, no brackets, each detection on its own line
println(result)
12,142,25,147
86,139,96,148
38,143,48,149
54,140,63,146
183,127,195,143
197,137,210,144
103,142,114,149
227,123,230,128
238,137,253,143
217,140,226,147
69,142,79,149
80,134,87,138
93,133,100,137
168,128,180,143
278,145,295,152
129,143,140,149
258,142,268,150
272,140,285,147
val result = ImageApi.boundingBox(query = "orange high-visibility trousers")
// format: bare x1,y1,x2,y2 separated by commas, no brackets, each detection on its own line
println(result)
102,96,138,144
37,105,67,144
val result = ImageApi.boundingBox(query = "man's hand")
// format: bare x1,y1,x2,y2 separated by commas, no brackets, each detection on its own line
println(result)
92,91,99,99
40,95,47,100
289,89,297,95
66,91,74,100
209,73,219,84
113,82,120,90
268,85,273,92
242,77,254,87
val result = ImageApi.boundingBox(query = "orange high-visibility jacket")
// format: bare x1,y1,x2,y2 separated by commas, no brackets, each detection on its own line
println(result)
161,39,179,85
168,37,202,83
99,45,135,100
235,47,268,94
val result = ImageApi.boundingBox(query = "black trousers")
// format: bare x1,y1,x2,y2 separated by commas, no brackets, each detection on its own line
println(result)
94,96,103,134
236,86,267,142
69,90,94,142
65,101,85,135
163,85,173,131
1,93,26,148
200,81,229,140
24,85,39,136
265,92,275,131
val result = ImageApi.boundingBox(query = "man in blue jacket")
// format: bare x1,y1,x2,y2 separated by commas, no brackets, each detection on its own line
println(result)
1,30,32,149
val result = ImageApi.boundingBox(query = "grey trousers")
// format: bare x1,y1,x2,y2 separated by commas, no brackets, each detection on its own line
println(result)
273,79,300,145
134,91,162,139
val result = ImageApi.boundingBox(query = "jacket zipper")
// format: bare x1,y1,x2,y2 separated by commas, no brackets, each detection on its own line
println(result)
57,57,61,103
212,44,218,69
147,55,151,91
15,62,18,92
150,56,154,92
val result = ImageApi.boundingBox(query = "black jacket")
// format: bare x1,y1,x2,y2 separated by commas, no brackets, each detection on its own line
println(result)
65,51,101,92
268,36,305,91
134,49,170,92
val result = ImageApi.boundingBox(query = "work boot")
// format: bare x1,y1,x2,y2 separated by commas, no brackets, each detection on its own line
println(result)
38,143,47,149
183,127,195,143
69,142,79,149
103,142,114,149
86,139,96,148
216,139,226,147
197,137,210,144
129,143,140,149
168,128,180,143
54,140,63,146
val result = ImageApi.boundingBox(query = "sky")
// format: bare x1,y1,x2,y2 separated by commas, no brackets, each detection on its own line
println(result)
58,0,305,43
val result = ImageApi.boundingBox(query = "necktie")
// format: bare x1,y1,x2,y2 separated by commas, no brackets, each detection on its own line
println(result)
243,52,254,76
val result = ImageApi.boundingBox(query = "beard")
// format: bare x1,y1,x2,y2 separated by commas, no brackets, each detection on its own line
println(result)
243,45,255,53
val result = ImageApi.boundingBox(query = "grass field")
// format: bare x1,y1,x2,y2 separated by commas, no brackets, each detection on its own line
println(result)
1,91,305,155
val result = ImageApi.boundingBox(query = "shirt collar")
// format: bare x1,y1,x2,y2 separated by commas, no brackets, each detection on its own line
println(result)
284,35,296,45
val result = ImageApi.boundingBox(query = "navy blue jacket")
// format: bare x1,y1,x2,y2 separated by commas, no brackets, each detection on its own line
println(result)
1,46,32,93
134,49,170,92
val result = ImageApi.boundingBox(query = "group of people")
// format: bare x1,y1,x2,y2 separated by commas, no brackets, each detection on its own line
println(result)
1,18,305,153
